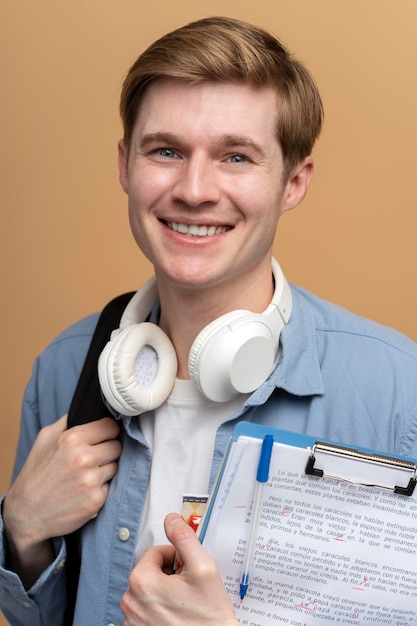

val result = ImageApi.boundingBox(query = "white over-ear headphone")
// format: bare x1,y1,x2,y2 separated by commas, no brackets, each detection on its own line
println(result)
98,258,292,416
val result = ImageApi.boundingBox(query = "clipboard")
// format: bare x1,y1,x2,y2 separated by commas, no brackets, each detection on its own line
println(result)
198,422,417,626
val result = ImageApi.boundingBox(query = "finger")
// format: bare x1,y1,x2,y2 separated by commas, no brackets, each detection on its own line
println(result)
70,417,120,445
52,414,69,433
98,460,119,485
163,513,210,573
97,439,123,466
138,543,176,573
35,414,68,447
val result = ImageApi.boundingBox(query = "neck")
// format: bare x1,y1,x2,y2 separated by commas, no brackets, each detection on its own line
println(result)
156,265,275,379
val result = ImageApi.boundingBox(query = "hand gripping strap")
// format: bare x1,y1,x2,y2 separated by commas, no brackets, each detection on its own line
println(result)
64,291,135,626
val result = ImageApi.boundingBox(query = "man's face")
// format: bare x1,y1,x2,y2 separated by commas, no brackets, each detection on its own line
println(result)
119,79,311,294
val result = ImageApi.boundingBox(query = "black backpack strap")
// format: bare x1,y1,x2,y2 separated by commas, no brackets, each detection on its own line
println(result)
67,291,136,427
64,291,135,625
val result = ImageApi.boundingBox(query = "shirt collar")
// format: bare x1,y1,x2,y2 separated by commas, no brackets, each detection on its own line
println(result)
276,286,325,395
249,286,324,403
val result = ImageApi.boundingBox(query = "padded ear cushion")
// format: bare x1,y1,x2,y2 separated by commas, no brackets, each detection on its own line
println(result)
98,322,178,416
188,311,276,402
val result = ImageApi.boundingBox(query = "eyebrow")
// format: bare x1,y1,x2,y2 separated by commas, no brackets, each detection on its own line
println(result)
139,131,266,157
139,132,181,150
221,134,266,157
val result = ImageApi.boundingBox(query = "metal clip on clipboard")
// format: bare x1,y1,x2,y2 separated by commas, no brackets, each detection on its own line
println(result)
305,441,417,496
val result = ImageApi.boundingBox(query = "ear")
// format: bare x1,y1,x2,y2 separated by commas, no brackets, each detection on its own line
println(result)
280,156,314,215
118,139,129,194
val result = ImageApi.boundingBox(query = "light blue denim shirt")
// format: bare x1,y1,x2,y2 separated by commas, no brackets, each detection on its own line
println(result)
2,285,417,625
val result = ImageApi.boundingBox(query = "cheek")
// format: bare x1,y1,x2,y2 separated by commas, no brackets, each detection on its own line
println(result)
128,203,154,261
228,169,282,209
240,186,283,249
234,184,282,224
129,167,174,212
127,186,149,246
128,202,142,249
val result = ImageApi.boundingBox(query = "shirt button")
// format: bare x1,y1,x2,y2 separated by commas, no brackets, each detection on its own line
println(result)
107,623,116,626
118,527,130,541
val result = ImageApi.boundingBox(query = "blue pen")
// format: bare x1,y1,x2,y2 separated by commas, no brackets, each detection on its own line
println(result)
240,434,274,601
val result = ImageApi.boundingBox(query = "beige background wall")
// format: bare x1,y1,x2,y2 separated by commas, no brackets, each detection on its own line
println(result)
1,1,416,622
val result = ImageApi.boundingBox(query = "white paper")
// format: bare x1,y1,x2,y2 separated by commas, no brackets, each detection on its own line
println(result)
201,436,417,626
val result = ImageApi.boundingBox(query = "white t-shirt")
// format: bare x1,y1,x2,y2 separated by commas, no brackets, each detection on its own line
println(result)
135,378,247,562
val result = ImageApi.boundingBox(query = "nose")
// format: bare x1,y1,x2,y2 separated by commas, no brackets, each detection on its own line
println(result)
172,156,221,207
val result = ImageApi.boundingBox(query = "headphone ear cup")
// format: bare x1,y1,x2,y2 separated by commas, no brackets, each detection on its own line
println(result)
98,322,178,416
188,311,276,402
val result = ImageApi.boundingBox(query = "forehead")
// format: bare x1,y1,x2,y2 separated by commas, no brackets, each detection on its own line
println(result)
133,79,280,144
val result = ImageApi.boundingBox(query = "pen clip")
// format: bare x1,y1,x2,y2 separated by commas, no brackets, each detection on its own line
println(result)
257,434,274,482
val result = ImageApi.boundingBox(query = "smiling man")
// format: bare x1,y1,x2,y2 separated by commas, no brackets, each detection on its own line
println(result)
119,78,313,379
2,16,417,626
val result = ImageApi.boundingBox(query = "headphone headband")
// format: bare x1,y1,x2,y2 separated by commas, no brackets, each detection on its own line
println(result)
98,258,292,414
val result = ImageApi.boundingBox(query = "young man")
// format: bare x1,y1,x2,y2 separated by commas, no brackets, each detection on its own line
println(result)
2,16,417,626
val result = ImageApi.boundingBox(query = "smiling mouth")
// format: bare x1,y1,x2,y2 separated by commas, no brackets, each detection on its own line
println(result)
166,221,232,237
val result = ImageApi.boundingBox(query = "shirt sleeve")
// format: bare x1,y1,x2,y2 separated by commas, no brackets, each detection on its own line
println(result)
0,504,67,626
0,314,98,625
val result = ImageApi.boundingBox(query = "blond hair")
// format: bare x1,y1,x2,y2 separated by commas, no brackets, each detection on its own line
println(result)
120,16,323,178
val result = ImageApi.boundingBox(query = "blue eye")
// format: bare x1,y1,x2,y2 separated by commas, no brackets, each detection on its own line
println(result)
228,154,247,163
158,148,178,159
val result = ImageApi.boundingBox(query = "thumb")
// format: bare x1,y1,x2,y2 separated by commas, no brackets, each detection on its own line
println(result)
55,413,69,432
38,414,69,444
164,513,206,570
164,513,197,542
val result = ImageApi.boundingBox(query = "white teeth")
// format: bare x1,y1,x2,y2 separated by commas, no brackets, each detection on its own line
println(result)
168,222,229,237
188,224,200,236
